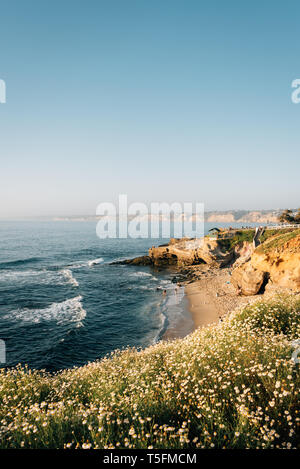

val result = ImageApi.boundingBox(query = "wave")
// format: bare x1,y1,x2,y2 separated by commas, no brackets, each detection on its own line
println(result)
87,258,104,267
0,257,42,268
0,269,40,281
60,269,79,287
130,271,155,278
151,300,168,344
4,296,86,326
69,258,104,269
0,268,79,288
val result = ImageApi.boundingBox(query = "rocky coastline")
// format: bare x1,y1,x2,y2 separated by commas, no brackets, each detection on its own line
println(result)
116,227,300,332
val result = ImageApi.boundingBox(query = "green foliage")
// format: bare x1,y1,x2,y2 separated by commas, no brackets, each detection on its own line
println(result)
1,295,300,449
256,229,300,254
278,209,300,225
217,228,295,253
230,295,300,339
217,230,255,252
294,209,300,223
259,228,295,244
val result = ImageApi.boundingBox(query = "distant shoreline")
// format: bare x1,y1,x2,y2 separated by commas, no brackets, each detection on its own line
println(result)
0,208,294,224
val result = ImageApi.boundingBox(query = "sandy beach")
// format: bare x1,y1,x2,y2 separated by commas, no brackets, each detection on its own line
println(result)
162,266,258,340
184,267,258,330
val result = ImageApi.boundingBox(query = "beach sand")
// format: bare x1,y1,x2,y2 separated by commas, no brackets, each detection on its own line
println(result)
162,266,261,340
185,267,258,330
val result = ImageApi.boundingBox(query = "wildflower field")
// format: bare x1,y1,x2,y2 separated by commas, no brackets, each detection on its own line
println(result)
0,294,300,449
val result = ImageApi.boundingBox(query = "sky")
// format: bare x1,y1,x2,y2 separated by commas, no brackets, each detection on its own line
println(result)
0,0,299,218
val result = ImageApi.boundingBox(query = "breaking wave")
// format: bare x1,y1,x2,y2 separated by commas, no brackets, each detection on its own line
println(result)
60,269,79,287
0,268,79,288
69,258,104,269
4,296,86,327
87,258,104,267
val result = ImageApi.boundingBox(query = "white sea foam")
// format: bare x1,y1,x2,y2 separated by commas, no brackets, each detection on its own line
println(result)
60,269,79,287
0,268,79,288
0,269,39,281
4,296,86,326
130,271,154,278
87,258,104,267
69,258,104,268
151,305,168,345
165,285,185,306
138,285,155,291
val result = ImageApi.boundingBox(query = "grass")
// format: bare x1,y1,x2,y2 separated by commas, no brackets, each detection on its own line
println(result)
256,229,300,254
216,228,298,254
217,230,255,252
0,294,300,449
259,228,297,244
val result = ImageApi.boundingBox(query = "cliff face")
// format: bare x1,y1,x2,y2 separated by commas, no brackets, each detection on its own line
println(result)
113,237,233,267
118,228,300,296
231,230,300,294
148,237,233,267
206,213,236,223
205,210,280,223
238,211,279,224
250,233,300,291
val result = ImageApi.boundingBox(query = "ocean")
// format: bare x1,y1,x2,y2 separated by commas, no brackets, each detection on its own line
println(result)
0,220,256,371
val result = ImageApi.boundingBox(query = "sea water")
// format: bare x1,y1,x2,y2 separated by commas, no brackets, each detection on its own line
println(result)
0,220,255,370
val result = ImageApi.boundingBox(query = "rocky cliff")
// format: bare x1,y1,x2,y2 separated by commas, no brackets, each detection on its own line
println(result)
116,228,300,296
205,210,280,223
148,237,233,267
115,236,235,268
231,229,300,294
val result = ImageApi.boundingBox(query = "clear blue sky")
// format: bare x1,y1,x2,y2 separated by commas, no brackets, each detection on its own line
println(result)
0,0,299,217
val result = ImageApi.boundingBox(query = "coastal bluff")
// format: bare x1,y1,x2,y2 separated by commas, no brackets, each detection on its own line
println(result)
116,227,300,296
232,229,300,294
115,236,234,268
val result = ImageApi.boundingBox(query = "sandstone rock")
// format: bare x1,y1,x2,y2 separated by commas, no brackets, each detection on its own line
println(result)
249,232,300,291
231,231,300,294
148,238,233,267
233,241,255,267
231,262,267,296
250,251,300,291
112,256,152,266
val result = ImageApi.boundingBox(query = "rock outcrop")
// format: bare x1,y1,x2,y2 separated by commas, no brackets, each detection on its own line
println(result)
231,230,300,294
148,238,233,267
115,237,234,268
231,261,267,295
116,229,300,296
115,256,152,266
250,254,300,292
233,241,255,267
